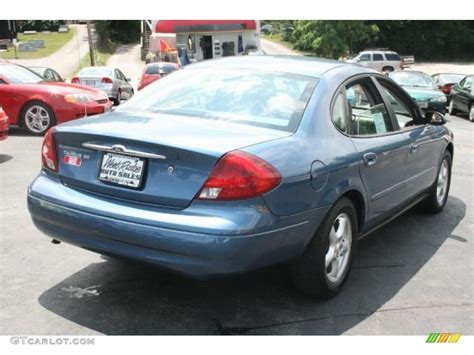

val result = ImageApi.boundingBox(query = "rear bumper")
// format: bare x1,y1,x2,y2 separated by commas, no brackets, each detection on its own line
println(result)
27,173,328,278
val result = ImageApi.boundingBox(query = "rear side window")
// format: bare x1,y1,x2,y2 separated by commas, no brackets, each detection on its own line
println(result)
373,54,384,61
332,92,347,132
385,53,401,61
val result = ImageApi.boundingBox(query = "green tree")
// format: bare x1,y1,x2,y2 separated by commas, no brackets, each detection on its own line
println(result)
292,21,379,58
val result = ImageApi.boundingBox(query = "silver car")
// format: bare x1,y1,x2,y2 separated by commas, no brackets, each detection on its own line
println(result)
73,66,134,105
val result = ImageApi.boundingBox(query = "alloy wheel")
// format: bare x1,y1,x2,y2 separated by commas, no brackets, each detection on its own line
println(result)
436,159,449,205
25,105,51,133
325,213,352,283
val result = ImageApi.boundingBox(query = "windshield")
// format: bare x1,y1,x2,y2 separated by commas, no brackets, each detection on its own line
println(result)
79,67,113,77
390,72,436,89
0,64,44,84
119,68,318,132
145,63,177,75
439,74,465,84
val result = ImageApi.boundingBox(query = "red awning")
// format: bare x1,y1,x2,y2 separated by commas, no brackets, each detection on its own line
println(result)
154,20,257,34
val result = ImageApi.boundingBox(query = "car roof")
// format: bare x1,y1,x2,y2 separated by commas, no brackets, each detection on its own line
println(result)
188,55,364,79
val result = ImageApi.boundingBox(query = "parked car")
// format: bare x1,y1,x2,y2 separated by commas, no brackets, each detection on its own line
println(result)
448,75,474,122
72,66,134,105
432,73,465,96
29,66,64,82
0,106,8,141
0,62,113,135
28,56,453,298
138,62,179,91
389,70,447,113
348,49,402,72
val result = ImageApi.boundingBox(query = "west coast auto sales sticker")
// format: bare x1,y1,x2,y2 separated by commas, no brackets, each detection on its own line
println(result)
99,152,145,188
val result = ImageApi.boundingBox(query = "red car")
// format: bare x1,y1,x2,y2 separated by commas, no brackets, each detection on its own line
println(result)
0,106,8,141
0,62,113,135
138,62,179,91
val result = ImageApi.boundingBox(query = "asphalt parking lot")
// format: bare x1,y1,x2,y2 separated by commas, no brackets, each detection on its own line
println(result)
0,114,473,335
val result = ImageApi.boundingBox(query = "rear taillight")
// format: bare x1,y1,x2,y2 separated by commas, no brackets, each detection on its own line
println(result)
71,77,80,83
102,77,113,84
197,151,281,201
41,129,58,172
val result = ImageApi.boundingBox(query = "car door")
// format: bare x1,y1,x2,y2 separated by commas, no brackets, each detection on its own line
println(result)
343,76,411,222
457,76,473,112
116,69,131,98
375,76,444,198
357,53,372,69
372,53,384,71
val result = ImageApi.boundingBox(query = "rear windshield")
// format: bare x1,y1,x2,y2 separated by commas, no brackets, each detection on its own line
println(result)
145,63,177,75
119,68,318,132
0,64,44,84
385,53,401,61
79,67,113,77
390,71,436,89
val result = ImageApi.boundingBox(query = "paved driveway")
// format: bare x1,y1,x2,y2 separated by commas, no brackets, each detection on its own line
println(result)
106,43,144,91
0,114,472,335
10,25,91,79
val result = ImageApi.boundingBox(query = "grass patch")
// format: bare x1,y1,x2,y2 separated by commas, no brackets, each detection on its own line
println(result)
0,28,75,59
76,40,119,72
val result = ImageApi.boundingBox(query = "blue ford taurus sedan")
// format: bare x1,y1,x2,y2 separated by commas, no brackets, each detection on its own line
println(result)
28,56,453,297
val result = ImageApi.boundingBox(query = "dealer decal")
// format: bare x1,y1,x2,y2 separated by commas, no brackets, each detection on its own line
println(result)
62,149,90,167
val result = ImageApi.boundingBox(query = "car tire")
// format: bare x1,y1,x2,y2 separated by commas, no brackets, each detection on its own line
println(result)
421,150,452,214
448,99,458,116
21,101,56,135
382,66,394,73
114,90,121,106
469,104,473,122
291,197,358,298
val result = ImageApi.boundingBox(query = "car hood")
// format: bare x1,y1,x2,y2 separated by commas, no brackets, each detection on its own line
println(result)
401,86,444,100
40,81,105,94
56,111,291,156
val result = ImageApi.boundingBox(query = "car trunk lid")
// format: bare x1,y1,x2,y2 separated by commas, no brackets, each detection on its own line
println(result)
53,111,289,208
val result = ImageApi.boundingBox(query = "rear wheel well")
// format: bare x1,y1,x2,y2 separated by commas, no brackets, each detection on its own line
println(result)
342,190,366,233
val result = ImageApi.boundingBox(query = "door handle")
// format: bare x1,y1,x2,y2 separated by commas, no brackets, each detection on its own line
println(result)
363,153,377,167
410,143,419,154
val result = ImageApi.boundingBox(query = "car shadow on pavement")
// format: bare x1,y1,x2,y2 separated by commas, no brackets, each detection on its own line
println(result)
38,196,466,335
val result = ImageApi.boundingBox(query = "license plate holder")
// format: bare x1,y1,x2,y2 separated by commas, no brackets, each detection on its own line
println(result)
99,152,145,189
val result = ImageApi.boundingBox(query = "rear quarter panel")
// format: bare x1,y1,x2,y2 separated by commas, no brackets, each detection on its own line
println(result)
244,66,369,223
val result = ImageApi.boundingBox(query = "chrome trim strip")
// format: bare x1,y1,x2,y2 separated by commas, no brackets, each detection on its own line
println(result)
82,142,166,160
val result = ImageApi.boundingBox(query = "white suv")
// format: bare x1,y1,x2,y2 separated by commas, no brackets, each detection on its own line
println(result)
349,50,402,72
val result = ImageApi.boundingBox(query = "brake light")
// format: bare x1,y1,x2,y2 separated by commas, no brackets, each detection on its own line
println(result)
102,77,113,84
41,129,58,172
71,77,80,83
197,151,281,200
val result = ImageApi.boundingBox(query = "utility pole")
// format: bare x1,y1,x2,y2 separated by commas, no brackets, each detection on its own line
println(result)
86,21,96,66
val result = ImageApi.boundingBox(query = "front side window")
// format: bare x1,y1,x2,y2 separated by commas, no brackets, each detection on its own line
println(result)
461,76,473,90
119,68,318,132
378,83,417,128
359,53,371,61
345,81,394,136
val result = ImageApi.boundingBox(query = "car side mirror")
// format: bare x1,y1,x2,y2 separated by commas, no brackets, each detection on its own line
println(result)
126,77,131,82
426,111,446,125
